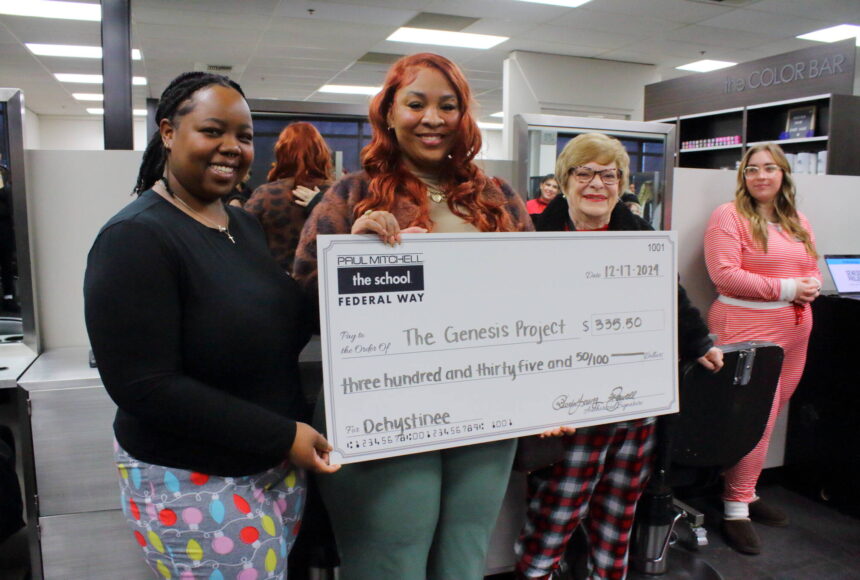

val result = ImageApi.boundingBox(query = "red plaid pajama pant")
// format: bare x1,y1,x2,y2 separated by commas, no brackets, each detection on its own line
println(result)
516,419,656,580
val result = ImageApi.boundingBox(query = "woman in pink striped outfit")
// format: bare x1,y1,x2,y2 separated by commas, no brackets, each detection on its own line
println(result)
704,143,821,555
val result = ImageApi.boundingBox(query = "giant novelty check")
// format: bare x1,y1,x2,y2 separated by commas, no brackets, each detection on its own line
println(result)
317,231,678,464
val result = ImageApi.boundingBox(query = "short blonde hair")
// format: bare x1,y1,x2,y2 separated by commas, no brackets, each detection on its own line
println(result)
555,132,630,195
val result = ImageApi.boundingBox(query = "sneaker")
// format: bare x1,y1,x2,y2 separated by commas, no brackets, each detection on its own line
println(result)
721,518,761,555
749,498,789,527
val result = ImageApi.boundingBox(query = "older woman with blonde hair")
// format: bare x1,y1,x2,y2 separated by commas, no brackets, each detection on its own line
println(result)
517,132,722,580
704,142,820,555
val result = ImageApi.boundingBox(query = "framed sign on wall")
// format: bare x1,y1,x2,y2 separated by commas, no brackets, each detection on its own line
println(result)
784,105,816,139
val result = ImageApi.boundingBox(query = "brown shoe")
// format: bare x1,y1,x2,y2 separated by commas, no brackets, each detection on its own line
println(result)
722,518,762,555
749,498,789,527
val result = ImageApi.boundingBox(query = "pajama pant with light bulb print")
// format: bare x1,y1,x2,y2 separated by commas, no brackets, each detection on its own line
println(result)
115,443,305,580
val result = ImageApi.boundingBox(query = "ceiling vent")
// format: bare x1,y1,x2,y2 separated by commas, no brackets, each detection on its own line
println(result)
193,63,243,75
404,12,479,32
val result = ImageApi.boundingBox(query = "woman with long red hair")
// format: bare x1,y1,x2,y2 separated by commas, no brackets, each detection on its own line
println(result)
294,53,533,579
245,121,333,270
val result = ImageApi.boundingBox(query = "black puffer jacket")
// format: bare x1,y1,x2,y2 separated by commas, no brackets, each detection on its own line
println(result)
536,195,713,361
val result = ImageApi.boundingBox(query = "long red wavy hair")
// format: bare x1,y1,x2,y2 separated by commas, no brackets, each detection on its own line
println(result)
267,121,333,188
358,53,513,232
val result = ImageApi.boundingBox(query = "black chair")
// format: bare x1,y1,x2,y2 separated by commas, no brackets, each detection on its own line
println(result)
0,424,24,544
629,341,783,579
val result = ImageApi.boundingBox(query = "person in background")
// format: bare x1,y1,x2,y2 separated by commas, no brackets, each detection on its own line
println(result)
84,72,339,580
526,174,560,215
517,132,723,580
224,170,252,207
294,52,533,580
704,143,820,555
245,122,334,271
620,192,643,217
637,180,654,223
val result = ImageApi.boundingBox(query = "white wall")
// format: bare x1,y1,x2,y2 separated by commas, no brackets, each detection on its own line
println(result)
502,55,542,159
510,51,659,120
25,150,142,349
502,51,660,157
23,107,40,149
36,116,148,150
478,128,505,161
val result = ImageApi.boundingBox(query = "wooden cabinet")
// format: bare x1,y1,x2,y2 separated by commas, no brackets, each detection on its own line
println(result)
652,94,860,175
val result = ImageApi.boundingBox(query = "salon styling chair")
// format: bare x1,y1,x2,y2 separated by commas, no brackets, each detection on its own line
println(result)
628,341,783,579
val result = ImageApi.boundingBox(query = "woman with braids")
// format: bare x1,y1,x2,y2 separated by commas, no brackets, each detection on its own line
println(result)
293,53,532,579
704,143,820,555
84,72,339,579
245,122,334,271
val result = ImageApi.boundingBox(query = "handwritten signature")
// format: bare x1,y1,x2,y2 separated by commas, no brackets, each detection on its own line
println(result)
552,386,641,415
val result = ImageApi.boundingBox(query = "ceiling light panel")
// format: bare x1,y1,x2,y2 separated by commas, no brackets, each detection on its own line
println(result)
675,59,737,72
318,84,381,95
73,93,103,101
87,108,147,116
387,27,508,50
797,24,860,46
56,73,147,85
513,0,593,7
0,0,101,21
27,43,142,60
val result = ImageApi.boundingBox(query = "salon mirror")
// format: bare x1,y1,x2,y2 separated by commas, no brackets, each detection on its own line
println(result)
0,88,40,382
513,114,677,230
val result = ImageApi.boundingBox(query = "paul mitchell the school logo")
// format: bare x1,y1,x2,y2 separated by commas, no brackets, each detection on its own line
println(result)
336,252,425,306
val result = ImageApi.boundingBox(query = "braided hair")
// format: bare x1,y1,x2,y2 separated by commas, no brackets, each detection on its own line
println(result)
133,72,246,196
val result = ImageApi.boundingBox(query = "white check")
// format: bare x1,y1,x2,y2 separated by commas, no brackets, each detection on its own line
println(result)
317,231,678,464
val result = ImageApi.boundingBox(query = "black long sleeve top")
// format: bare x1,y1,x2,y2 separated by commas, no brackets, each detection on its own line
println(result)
535,195,713,361
84,189,311,476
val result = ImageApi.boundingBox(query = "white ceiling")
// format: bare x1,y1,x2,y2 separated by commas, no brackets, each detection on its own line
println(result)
1,0,858,122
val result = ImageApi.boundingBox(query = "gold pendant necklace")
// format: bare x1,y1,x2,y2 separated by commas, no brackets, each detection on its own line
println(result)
161,178,235,243
427,184,447,203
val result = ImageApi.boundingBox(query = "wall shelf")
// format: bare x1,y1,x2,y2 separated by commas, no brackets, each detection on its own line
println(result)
747,136,829,147
652,94,860,175
680,144,744,153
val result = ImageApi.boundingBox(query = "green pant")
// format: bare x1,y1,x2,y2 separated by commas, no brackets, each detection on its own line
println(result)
318,438,516,580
